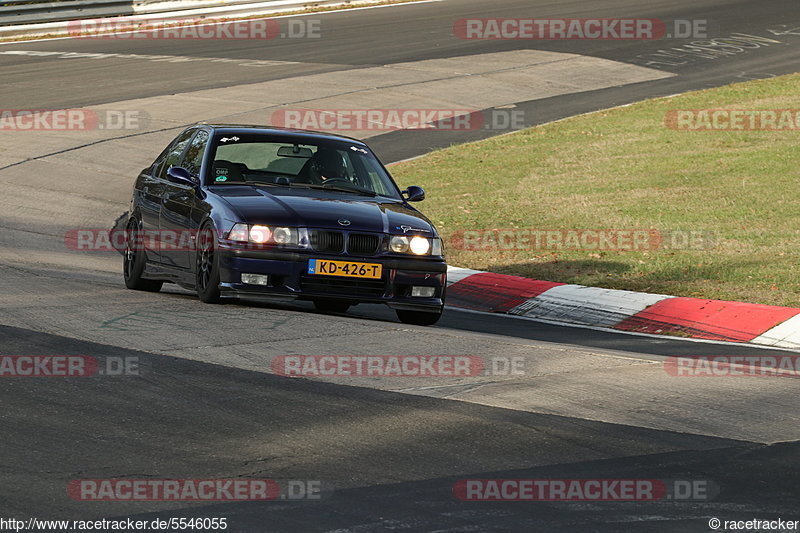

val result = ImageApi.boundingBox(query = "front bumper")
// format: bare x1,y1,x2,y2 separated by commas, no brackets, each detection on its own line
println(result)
217,246,447,312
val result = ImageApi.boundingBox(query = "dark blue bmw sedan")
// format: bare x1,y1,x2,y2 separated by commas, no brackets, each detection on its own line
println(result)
124,125,447,325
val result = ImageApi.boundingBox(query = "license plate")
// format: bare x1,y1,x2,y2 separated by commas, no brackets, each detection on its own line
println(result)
308,259,382,279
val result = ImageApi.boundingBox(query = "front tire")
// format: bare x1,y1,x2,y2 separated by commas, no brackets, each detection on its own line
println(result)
123,218,163,292
196,223,221,304
396,308,442,326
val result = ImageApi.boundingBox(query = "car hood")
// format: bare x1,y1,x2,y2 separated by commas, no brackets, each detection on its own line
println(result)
212,185,436,235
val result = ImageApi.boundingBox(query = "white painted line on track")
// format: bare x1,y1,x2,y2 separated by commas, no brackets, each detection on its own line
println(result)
0,49,299,67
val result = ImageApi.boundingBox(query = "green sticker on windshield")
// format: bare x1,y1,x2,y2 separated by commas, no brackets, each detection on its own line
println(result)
215,176,228,182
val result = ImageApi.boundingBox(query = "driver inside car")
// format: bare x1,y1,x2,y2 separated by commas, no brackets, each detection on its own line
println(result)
310,147,349,183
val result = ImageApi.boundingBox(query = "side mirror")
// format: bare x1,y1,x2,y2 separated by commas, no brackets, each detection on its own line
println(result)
402,185,425,202
166,166,198,187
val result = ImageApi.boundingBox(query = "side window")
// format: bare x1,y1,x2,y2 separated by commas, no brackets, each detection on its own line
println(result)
182,130,209,178
353,153,393,197
150,147,170,176
156,129,195,179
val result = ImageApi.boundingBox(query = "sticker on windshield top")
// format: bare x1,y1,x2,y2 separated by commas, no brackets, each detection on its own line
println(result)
215,176,228,182
220,136,240,143
350,146,368,154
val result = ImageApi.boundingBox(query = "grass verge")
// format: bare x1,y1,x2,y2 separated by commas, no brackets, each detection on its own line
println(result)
391,73,800,307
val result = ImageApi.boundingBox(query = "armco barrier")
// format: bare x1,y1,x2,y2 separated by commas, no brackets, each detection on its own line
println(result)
0,0,375,38
1,0,135,26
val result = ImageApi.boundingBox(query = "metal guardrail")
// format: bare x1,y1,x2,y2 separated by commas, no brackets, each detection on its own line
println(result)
1,0,135,26
0,0,343,27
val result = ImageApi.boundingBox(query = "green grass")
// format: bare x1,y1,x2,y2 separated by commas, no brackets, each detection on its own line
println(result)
391,73,800,307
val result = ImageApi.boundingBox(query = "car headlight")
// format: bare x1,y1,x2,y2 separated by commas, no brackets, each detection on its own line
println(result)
390,235,409,253
227,224,299,246
409,236,430,255
389,236,442,256
228,223,249,243
249,225,272,244
273,226,294,244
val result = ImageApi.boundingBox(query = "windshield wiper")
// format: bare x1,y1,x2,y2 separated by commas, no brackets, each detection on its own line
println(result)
293,183,377,197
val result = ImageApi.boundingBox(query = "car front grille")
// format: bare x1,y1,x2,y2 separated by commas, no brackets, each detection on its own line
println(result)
308,230,382,256
300,275,386,298
310,230,344,253
347,233,381,256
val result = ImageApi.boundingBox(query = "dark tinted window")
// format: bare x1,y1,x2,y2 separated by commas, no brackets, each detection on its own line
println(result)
182,130,209,177
156,129,195,179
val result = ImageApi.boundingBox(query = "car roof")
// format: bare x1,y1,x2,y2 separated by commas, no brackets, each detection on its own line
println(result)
199,124,368,146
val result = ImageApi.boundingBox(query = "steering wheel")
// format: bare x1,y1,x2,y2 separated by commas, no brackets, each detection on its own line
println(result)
320,177,352,187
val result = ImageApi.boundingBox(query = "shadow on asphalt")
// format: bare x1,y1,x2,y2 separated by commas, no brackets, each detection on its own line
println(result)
123,441,799,533
3,323,789,533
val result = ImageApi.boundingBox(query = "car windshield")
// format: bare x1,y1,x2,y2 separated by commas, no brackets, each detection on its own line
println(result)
207,133,402,199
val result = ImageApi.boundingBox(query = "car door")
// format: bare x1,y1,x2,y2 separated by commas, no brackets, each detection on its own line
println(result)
137,149,168,263
159,129,209,270
139,129,195,264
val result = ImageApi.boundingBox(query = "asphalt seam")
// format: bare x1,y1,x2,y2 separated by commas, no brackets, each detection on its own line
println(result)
0,124,184,172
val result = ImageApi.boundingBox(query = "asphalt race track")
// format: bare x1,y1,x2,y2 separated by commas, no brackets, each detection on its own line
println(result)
1,0,799,531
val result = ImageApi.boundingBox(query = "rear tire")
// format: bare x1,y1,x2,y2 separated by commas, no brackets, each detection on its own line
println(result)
313,300,351,313
123,218,163,292
396,308,442,326
196,222,221,304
